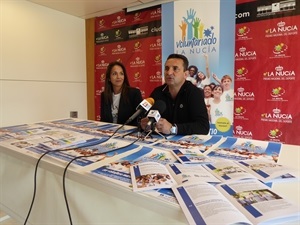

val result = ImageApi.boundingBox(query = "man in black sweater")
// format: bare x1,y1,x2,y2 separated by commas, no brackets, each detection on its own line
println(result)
141,54,209,135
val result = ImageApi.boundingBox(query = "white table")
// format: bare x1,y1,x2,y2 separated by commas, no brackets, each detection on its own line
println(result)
0,125,299,225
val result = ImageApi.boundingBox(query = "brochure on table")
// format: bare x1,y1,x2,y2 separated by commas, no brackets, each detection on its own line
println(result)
172,179,300,225
1,118,299,225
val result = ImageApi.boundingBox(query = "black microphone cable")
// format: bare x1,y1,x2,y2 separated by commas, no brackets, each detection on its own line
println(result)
22,127,120,225
23,121,137,225
62,136,141,225
23,147,75,225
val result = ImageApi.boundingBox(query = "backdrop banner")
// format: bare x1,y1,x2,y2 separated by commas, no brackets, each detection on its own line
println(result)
94,7,162,121
162,0,236,136
235,0,300,145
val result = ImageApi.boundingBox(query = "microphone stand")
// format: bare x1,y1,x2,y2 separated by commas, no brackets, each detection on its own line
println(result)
121,116,144,139
136,117,144,138
144,122,166,139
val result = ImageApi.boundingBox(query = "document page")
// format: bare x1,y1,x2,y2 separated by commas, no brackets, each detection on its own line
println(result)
217,179,300,225
172,182,252,225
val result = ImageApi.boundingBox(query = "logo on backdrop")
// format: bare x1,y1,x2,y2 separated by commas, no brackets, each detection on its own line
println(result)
97,19,106,29
233,125,253,139
95,33,110,44
268,128,283,140
235,46,257,61
270,86,286,98
149,71,162,82
263,65,296,81
154,55,162,65
97,47,106,56
265,21,298,37
133,41,142,52
267,86,288,102
270,42,290,59
111,15,126,27
175,8,218,55
129,57,146,68
115,29,123,40
261,108,293,124
236,26,252,41
96,60,109,70
132,12,142,22
112,44,127,55
150,8,161,19
257,0,296,18
234,87,255,101
133,72,141,80
149,38,162,50
234,106,248,121
100,73,105,82
235,66,250,80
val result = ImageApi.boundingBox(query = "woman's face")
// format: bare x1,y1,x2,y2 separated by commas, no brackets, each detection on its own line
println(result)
198,72,205,79
110,65,124,88
213,86,223,98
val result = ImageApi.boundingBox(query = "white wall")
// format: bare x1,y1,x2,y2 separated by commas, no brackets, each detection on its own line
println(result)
0,0,87,127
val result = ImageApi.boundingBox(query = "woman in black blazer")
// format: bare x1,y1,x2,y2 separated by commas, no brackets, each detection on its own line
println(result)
100,61,143,126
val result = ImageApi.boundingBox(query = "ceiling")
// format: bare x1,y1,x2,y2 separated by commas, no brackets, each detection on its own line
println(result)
27,0,165,19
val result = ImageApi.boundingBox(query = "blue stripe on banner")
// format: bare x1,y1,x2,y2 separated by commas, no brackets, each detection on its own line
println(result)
133,165,141,177
219,0,236,75
206,164,216,170
173,149,181,155
177,187,206,225
205,135,222,145
266,142,281,154
219,137,238,148
162,2,175,63
222,175,231,180
181,156,190,162
239,161,269,178
256,170,269,178
239,161,249,167
97,123,119,130
169,164,181,175
220,184,236,195
220,182,263,218
121,146,153,161
156,188,174,197
104,144,139,156
244,205,263,218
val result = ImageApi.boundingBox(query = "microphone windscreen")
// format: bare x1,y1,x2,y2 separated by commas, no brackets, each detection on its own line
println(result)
145,97,155,106
150,100,166,114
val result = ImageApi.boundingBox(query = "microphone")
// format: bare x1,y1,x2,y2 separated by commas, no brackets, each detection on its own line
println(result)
124,97,154,125
145,100,166,131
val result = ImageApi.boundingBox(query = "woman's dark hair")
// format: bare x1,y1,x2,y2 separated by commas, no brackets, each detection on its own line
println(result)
196,71,206,82
212,84,224,92
203,84,211,89
102,61,130,104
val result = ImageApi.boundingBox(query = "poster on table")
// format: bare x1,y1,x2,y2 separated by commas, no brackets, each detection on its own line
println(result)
94,7,162,121
162,0,236,137
235,0,300,145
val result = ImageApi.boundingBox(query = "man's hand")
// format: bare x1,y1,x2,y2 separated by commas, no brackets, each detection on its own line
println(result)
156,118,172,134
140,117,149,131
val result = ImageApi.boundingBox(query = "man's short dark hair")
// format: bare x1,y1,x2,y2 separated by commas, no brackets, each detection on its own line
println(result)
167,54,189,71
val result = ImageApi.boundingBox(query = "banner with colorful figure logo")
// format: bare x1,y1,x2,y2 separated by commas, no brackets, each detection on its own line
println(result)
162,1,236,136
235,0,300,145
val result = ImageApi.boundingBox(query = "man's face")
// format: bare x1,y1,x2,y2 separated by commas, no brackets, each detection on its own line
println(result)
164,58,187,87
